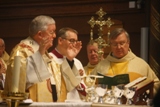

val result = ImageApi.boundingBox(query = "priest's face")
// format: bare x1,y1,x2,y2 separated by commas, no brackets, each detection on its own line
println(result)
39,24,56,49
110,32,130,58
87,43,99,65
59,31,78,55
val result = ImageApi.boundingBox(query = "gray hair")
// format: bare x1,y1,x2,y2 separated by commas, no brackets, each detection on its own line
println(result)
58,27,78,38
109,28,130,44
29,15,55,37
87,39,98,47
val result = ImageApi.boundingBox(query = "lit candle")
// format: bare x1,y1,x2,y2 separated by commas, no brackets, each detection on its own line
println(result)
11,51,21,92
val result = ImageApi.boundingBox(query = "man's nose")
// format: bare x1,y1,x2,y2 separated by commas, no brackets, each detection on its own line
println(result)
117,44,122,48
52,33,56,38
91,51,96,54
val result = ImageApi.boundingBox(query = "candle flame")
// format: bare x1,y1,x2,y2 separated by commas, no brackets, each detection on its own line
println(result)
16,51,19,56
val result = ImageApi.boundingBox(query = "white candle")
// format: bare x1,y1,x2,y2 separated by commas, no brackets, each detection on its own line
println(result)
11,51,21,92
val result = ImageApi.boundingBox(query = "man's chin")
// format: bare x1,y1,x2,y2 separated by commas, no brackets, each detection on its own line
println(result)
47,44,53,49
91,61,98,65
114,54,125,59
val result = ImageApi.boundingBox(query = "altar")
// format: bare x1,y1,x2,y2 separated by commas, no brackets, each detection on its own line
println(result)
92,103,149,107
0,102,150,107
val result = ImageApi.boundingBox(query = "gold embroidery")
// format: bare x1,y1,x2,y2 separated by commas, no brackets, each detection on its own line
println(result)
19,43,34,53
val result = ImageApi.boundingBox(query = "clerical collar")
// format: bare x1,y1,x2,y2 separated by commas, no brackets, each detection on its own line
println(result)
111,52,117,58
52,49,63,58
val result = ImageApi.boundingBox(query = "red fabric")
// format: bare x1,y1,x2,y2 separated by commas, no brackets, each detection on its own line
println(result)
77,83,87,96
52,49,63,58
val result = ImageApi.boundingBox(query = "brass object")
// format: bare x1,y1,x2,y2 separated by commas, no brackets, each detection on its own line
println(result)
88,7,114,61
83,75,103,102
84,76,97,102
1,91,28,107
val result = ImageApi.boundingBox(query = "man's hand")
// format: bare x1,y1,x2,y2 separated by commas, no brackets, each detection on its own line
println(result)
79,69,84,76
66,41,82,61
39,37,53,55
76,83,86,96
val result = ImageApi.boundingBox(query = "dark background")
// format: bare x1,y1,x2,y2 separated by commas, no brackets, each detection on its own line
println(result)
0,0,159,78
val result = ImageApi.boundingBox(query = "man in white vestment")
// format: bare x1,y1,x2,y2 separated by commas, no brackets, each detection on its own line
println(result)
4,15,68,102
92,28,160,95
50,27,86,101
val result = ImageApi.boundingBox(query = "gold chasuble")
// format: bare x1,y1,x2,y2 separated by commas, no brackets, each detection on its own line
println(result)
92,50,159,94
4,37,67,102
107,61,142,82
84,63,97,75
28,53,67,102
86,68,93,75
1,51,9,65
29,71,67,102
107,61,128,76
29,81,53,102
58,75,67,102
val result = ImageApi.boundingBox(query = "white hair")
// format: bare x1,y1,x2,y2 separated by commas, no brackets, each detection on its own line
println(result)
29,15,55,37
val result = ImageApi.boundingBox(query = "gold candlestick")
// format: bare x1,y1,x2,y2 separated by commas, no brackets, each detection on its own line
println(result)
1,91,28,107
1,51,28,107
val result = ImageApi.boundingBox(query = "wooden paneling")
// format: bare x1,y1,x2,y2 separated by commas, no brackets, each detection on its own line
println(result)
0,0,149,66
149,0,160,78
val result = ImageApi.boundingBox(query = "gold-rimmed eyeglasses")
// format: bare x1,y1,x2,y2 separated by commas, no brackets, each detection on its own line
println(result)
110,41,128,48
62,38,78,44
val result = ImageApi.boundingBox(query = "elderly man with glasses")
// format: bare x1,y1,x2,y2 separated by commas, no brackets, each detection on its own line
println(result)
91,28,159,96
4,15,60,102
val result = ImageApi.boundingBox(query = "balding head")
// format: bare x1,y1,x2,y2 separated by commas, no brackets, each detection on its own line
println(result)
0,38,5,57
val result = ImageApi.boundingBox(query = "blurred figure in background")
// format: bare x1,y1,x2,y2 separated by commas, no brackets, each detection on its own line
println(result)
84,40,104,75
0,38,9,64
0,38,8,90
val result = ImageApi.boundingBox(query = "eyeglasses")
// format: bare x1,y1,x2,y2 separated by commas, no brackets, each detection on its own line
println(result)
110,41,128,48
88,50,98,54
62,38,78,44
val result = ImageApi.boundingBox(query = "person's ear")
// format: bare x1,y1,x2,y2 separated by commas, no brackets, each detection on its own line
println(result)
38,31,42,36
128,40,130,45
37,31,43,39
58,37,63,44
